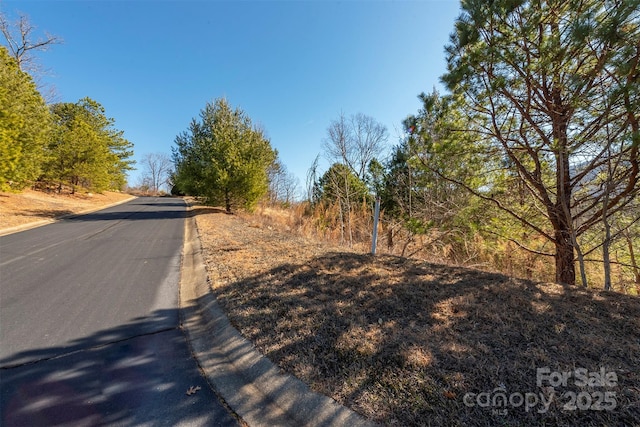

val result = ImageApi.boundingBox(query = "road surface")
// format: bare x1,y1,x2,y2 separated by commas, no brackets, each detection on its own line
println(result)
0,197,238,426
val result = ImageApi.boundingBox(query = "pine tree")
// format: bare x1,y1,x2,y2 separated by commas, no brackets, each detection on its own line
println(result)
47,98,134,192
442,0,640,286
0,46,50,190
172,98,276,212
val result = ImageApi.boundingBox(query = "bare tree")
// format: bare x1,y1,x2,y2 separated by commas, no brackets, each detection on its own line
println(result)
350,113,388,181
0,10,61,73
268,159,299,205
306,154,320,203
321,112,387,247
140,153,172,194
323,113,353,170
322,112,388,181
0,9,61,102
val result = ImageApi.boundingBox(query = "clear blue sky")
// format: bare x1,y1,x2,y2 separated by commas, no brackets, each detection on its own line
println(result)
3,0,461,192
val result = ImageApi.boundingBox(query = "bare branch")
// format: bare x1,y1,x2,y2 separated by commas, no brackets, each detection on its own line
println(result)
140,153,172,194
0,10,61,79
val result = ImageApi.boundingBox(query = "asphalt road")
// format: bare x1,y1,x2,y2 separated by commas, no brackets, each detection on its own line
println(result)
0,197,239,426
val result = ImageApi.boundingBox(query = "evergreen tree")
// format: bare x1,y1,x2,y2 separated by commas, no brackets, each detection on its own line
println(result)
172,98,276,212
442,0,640,286
47,98,134,192
0,46,50,190
386,92,487,259
315,163,371,205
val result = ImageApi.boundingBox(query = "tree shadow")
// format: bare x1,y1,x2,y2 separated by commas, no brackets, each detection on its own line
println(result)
62,209,188,222
14,209,76,219
186,206,232,217
59,205,222,223
0,306,238,427
58,197,188,222
212,251,640,426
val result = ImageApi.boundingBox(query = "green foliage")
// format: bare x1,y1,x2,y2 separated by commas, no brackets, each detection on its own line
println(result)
440,0,640,286
0,46,50,190
382,91,485,239
46,98,134,192
366,158,385,196
172,98,277,212
315,163,371,205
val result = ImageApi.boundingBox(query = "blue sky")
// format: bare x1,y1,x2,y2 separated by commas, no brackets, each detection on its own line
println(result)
2,0,461,192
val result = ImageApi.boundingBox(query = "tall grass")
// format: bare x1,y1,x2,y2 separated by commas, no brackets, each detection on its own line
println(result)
254,200,639,294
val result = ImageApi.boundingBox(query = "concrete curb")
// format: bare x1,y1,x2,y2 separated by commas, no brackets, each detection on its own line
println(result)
179,212,376,427
0,195,137,237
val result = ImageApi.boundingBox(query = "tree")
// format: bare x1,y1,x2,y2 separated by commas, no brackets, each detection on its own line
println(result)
388,92,488,259
172,98,277,212
323,112,388,182
267,159,299,205
0,10,61,101
316,163,371,204
319,112,388,245
106,126,135,190
46,98,134,193
140,152,172,194
0,10,60,73
441,0,640,286
0,46,50,190
314,163,371,245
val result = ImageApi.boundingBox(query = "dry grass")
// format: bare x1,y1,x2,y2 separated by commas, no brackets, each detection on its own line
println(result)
194,204,640,426
255,202,640,294
0,189,133,230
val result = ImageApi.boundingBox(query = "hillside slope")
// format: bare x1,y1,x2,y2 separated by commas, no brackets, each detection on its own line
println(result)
194,205,640,427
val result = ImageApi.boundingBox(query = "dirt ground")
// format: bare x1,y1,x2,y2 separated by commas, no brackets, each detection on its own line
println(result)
193,204,640,427
0,189,134,231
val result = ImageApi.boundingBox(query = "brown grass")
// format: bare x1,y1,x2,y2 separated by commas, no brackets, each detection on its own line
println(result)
0,189,133,230
254,202,639,294
194,204,640,426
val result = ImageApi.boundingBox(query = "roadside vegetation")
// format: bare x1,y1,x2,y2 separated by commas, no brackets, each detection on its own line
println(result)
266,0,640,294
173,0,640,294
180,1,640,423
193,203,640,426
0,12,134,195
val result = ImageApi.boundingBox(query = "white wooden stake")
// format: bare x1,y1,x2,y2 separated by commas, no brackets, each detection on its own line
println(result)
371,196,381,255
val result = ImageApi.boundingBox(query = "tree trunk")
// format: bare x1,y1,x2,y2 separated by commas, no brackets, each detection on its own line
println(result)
554,227,576,286
338,199,345,244
602,191,612,291
343,171,353,248
551,72,575,286
575,242,588,288
603,217,612,291
225,188,231,213
625,231,640,293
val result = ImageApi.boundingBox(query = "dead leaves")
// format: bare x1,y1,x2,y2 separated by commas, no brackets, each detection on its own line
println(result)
186,385,202,396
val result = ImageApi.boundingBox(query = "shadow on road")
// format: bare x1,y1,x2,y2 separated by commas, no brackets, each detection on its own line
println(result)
61,207,217,223
0,306,238,427
16,209,76,220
